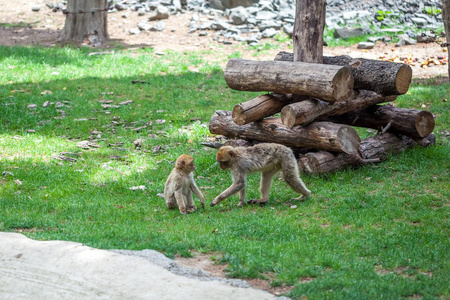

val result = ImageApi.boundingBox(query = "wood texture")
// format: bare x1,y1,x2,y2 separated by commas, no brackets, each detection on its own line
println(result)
209,110,361,154
275,52,412,95
325,104,435,139
232,93,293,125
293,0,326,63
281,90,397,128
60,0,109,47
298,133,435,174
224,59,354,102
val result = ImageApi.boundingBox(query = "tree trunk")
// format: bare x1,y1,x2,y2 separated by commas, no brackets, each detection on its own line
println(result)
224,59,354,102
275,52,412,95
209,110,361,154
298,133,436,174
59,0,109,47
443,0,450,80
232,93,293,125
293,0,326,63
281,90,397,128
325,104,436,139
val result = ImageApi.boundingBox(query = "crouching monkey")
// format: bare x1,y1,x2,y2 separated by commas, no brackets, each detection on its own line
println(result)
164,154,205,214
211,143,311,207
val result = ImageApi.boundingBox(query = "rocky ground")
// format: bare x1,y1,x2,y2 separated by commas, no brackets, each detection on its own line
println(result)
0,0,448,79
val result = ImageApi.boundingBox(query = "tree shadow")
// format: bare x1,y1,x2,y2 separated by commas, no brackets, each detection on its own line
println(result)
0,22,156,50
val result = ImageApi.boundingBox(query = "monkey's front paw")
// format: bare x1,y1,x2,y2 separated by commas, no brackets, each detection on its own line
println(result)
186,206,197,213
210,202,216,207
247,199,268,206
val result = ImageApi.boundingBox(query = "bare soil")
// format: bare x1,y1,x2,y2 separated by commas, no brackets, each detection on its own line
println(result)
1,0,449,79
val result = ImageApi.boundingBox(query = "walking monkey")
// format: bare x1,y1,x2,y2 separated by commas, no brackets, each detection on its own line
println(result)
211,143,311,207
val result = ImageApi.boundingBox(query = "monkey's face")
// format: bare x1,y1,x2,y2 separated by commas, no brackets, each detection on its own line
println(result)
187,162,196,172
216,147,234,170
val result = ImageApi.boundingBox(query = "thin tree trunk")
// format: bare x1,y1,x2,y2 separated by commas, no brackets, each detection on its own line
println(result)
443,0,450,80
59,0,109,47
293,0,326,63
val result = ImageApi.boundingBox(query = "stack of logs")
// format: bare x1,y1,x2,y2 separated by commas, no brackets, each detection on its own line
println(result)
208,51,436,174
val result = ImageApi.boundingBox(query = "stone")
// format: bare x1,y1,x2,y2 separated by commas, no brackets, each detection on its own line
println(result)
129,28,141,35
411,17,428,27
261,28,277,38
209,0,254,10
229,6,248,25
31,6,41,11
396,34,416,46
333,27,364,39
357,42,375,49
150,21,166,31
148,5,169,21
137,20,152,31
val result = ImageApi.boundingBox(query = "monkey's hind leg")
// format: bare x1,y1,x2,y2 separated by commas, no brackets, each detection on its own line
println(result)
248,169,279,205
281,161,311,201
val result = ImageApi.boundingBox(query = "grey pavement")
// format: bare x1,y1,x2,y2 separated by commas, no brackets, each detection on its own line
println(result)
0,232,283,300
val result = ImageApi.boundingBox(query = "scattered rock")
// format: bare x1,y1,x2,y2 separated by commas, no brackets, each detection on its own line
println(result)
357,42,375,49
334,27,364,39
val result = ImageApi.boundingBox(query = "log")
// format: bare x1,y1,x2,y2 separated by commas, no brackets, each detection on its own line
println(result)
275,52,412,95
224,59,354,102
281,90,397,128
325,104,435,139
232,93,293,125
209,110,361,154
298,133,436,174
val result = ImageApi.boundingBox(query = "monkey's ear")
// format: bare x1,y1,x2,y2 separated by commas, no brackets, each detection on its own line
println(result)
228,150,235,157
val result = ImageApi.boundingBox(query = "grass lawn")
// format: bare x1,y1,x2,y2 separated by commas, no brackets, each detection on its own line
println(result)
0,45,449,299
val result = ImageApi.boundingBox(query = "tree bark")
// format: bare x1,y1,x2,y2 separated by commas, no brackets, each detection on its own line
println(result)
325,104,435,139
443,0,450,80
281,90,397,128
209,110,361,154
293,0,326,63
298,133,435,174
59,0,109,47
275,52,412,95
224,59,354,102
232,93,294,125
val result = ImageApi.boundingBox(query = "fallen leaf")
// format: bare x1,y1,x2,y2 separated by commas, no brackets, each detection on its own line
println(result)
129,185,146,191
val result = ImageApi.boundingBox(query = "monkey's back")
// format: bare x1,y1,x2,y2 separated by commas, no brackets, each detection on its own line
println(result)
236,143,295,173
164,170,192,199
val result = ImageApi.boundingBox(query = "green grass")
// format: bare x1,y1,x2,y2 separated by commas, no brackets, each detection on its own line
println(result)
0,45,449,299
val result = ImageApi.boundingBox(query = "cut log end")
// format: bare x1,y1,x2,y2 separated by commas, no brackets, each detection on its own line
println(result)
280,105,297,128
232,104,246,126
395,64,413,95
333,66,354,101
337,125,361,154
416,111,436,138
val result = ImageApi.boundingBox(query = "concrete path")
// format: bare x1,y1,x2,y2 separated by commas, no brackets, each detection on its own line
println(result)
0,232,281,300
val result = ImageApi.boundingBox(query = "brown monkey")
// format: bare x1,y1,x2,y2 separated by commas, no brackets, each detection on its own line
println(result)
211,143,311,207
164,154,205,214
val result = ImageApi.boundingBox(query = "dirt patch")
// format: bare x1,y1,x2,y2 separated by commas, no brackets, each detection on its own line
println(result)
175,251,294,296
1,0,449,80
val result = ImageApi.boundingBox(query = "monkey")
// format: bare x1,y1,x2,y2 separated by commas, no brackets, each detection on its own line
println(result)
210,143,311,207
164,154,205,214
